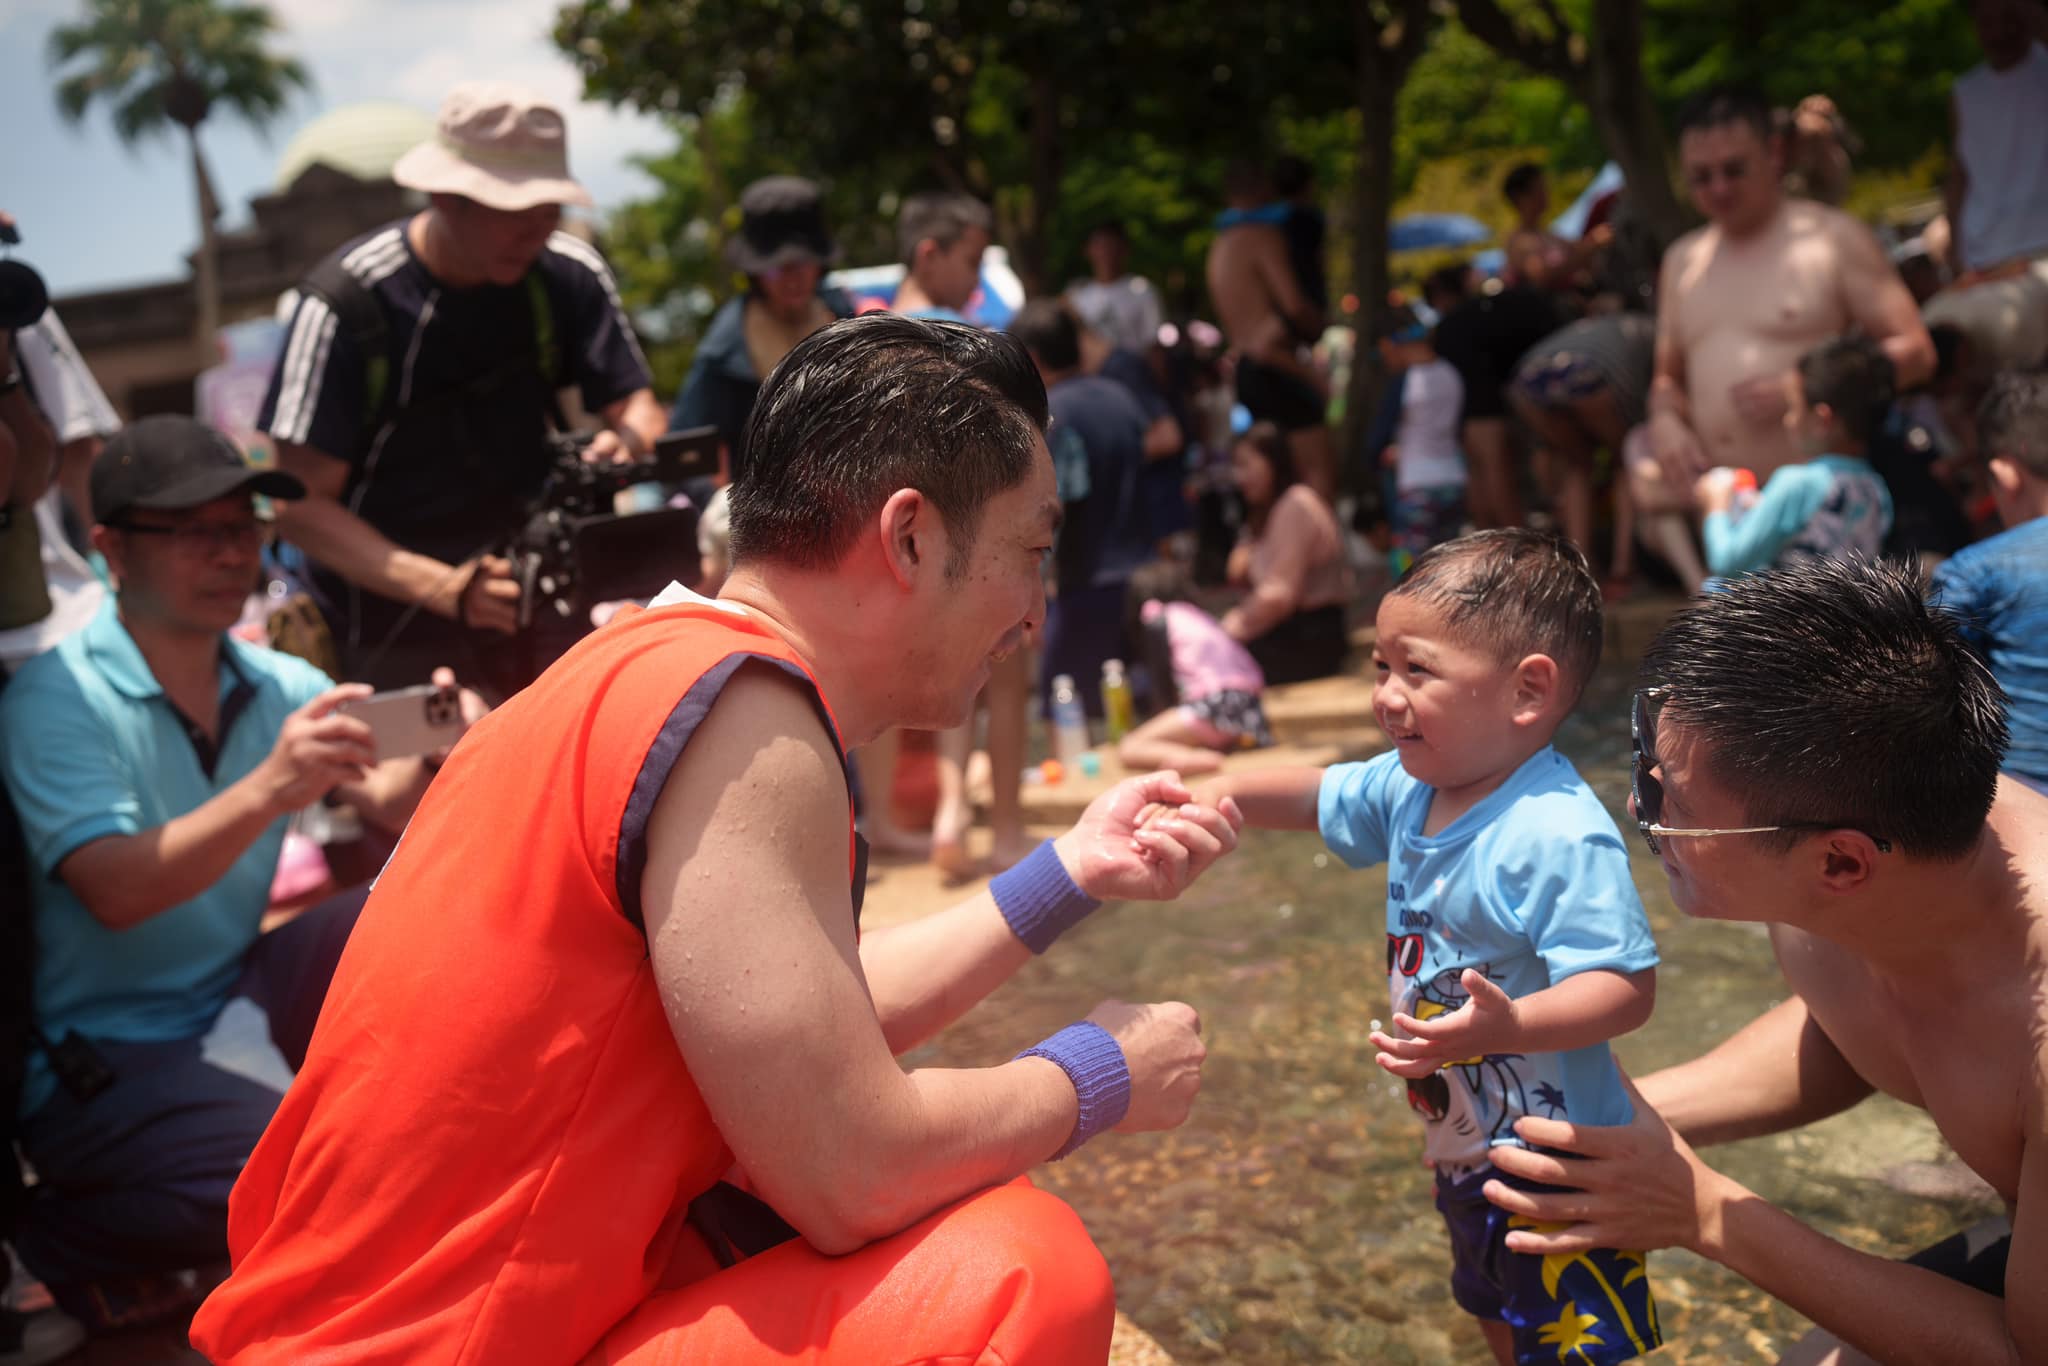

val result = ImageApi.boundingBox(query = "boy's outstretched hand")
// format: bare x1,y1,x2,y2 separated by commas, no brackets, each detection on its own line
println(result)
1370,968,1521,1079
1057,770,1244,901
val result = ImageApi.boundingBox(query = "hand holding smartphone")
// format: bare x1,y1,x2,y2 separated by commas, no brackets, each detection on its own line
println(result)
337,683,466,760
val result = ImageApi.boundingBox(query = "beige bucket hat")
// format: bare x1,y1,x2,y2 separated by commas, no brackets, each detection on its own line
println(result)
392,82,593,211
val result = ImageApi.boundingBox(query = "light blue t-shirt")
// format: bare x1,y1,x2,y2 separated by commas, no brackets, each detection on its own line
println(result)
1319,747,1659,1179
1701,454,1892,579
1930,516,2048,788
0,598,332,1116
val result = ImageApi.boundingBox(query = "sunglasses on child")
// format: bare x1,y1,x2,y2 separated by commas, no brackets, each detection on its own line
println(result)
1630,687,1893,857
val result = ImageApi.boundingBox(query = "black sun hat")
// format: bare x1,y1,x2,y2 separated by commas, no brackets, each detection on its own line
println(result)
92,415,306,525
725,176,841,276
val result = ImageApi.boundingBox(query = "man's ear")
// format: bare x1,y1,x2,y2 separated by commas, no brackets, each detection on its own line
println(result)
1816,830,1884,897
89,523,125,588
877,487,935,590
1511,653,1561,726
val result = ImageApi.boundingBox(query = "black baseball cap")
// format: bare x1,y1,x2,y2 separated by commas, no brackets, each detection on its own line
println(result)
93,415,306,525
725,176,840,276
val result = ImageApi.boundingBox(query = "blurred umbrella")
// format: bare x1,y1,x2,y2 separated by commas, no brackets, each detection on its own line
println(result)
1390,213,1492,253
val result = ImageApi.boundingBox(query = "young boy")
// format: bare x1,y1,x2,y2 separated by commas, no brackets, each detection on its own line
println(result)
1694,334,1894,578
1373,306,1467,576
1202,529,1661,1365
1931,370,2048,792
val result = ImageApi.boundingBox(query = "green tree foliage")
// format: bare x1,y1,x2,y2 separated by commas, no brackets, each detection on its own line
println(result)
568,0,1981,403
49,0,311,341
1647,0,1975,174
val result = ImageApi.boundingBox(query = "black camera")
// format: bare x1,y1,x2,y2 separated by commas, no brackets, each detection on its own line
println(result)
505,425,722,633
0,221,50,331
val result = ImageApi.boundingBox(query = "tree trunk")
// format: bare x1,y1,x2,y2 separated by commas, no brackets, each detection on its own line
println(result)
1017,66,1063,296
186,124,222,362
1342,3,1415,502
1584,0,1690,247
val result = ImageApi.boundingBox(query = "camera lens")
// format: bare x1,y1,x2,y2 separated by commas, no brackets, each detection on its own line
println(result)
0,259,50,330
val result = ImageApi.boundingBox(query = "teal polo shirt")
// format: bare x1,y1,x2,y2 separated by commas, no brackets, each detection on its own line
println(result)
0,598,331,1116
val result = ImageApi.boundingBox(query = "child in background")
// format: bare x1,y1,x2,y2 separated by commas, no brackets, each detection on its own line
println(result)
1117,561,1271,776
696,486,732,596
1377,305,1467,576
1197,530,1662,1366
1694,335,1893,579
1931,371,2048,793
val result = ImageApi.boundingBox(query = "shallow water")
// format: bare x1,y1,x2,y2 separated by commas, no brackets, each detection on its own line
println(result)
910,665,2001,1363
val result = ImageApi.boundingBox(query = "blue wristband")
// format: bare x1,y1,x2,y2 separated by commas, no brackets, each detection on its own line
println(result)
990,839,1100,954
1016,1021,1131,1159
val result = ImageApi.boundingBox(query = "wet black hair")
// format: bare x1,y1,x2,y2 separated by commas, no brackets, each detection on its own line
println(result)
1640,556,2006,859
731,313,1048,578
1390,529,1605,703
1798,335,1896,446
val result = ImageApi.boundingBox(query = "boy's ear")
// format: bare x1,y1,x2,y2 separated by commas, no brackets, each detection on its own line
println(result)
1511,653,1561,725
1988,455,2024,499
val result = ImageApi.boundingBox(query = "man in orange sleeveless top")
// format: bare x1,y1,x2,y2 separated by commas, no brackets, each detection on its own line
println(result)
190,314,1245,1365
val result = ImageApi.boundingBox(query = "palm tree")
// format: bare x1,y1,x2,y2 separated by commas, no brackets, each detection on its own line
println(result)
48,0,311,350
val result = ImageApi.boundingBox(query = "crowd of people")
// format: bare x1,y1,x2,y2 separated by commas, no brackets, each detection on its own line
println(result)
0,3,2045,1360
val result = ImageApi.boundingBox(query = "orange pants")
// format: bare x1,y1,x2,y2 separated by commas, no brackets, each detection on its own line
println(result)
593,1180,1115,1365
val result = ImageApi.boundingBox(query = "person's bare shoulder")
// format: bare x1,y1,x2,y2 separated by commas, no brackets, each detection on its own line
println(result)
1666,221,1713,267
1803,200,1886,255
1657,224,1714,307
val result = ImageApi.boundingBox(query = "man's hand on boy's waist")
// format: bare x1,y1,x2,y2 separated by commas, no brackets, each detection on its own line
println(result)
1370,967,1521,1078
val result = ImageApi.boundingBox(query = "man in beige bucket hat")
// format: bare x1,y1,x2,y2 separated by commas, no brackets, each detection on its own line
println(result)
257,82,666,695
392,81,596,216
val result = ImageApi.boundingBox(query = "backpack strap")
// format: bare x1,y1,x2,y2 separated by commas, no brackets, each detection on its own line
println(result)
296,252,561,437
298,254,393,435
525,269,559,394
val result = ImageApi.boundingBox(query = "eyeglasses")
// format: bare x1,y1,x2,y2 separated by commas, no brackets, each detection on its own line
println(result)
1630,687,1893,856
109,520,265,554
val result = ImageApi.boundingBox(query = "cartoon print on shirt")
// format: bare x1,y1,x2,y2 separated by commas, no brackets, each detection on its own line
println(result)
1387,950,1540,1176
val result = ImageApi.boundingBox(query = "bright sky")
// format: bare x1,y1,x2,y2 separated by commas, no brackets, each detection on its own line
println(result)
1,0,673,298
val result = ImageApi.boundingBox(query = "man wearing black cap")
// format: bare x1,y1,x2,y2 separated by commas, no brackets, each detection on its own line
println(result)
671,175,855,479
0,415,475,1330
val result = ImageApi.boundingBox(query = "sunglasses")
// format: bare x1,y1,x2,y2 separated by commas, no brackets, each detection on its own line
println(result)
1387,932,1424,978
1630,688,1893,857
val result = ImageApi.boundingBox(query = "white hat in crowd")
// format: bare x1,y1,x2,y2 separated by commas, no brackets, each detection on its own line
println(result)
392,82,593,212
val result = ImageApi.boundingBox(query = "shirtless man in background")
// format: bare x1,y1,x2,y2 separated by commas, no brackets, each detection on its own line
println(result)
1208,162,1335,500
1630,87,1933,592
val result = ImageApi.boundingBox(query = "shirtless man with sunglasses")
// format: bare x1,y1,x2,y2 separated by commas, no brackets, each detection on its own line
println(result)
1627,86,1933,593
1477,557,2047,1365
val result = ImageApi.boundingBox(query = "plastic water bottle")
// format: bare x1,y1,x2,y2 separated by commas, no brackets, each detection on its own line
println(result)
1100,659,1133,743
1050,674,1091,769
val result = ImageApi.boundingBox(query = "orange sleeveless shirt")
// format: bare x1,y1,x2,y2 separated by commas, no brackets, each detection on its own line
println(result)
191,598,857,1364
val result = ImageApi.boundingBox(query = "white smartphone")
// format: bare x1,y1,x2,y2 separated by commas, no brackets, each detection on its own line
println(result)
338,684,464,760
